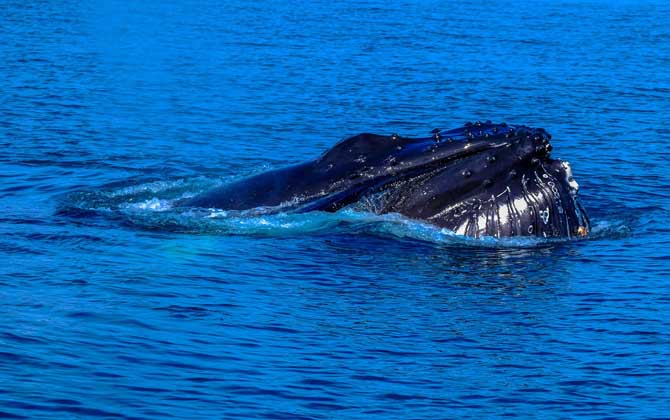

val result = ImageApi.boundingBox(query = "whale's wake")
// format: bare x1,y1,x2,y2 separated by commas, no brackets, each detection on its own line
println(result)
58,177,629,248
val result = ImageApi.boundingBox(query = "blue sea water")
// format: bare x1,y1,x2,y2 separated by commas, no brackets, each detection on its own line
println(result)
1,0,670,418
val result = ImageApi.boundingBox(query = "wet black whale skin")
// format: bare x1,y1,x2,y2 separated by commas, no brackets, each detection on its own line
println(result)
184,122,590,238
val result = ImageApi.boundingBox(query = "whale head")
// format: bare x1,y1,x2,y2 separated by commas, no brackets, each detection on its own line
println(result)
311,121,590,238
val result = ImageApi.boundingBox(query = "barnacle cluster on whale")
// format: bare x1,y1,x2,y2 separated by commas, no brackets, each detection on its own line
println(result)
182,121,590,239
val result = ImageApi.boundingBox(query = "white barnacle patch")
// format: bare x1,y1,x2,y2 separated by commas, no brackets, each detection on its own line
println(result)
476,212,488,235
455,220,469,236
561,161,579,198
498,202,510,226
539,207,550,224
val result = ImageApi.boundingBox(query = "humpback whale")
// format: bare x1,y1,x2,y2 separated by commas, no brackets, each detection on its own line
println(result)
184,122,590,239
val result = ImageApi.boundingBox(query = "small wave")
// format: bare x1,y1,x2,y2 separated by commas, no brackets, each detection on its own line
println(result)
587,219,633,240
121,197,174,212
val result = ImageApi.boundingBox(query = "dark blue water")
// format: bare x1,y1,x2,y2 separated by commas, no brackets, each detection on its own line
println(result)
2,1,670,418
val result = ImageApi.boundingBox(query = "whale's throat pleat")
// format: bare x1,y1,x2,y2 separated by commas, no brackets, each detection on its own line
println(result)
365,160,588,238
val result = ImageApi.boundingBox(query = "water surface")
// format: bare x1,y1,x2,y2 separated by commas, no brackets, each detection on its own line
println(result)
1,0,669,418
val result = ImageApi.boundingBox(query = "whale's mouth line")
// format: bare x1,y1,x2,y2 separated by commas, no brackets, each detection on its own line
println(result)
303,137,554,218
230,141,515,215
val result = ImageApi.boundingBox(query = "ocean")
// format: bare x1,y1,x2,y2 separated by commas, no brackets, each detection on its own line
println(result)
1,0,669,418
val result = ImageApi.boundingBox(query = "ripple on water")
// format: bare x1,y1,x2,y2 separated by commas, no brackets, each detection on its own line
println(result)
56,177,635,248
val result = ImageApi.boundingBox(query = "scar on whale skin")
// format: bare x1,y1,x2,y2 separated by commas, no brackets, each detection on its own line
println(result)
182,121,590,239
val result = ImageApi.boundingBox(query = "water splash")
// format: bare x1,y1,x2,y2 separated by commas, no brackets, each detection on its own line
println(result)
58,177,630,247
